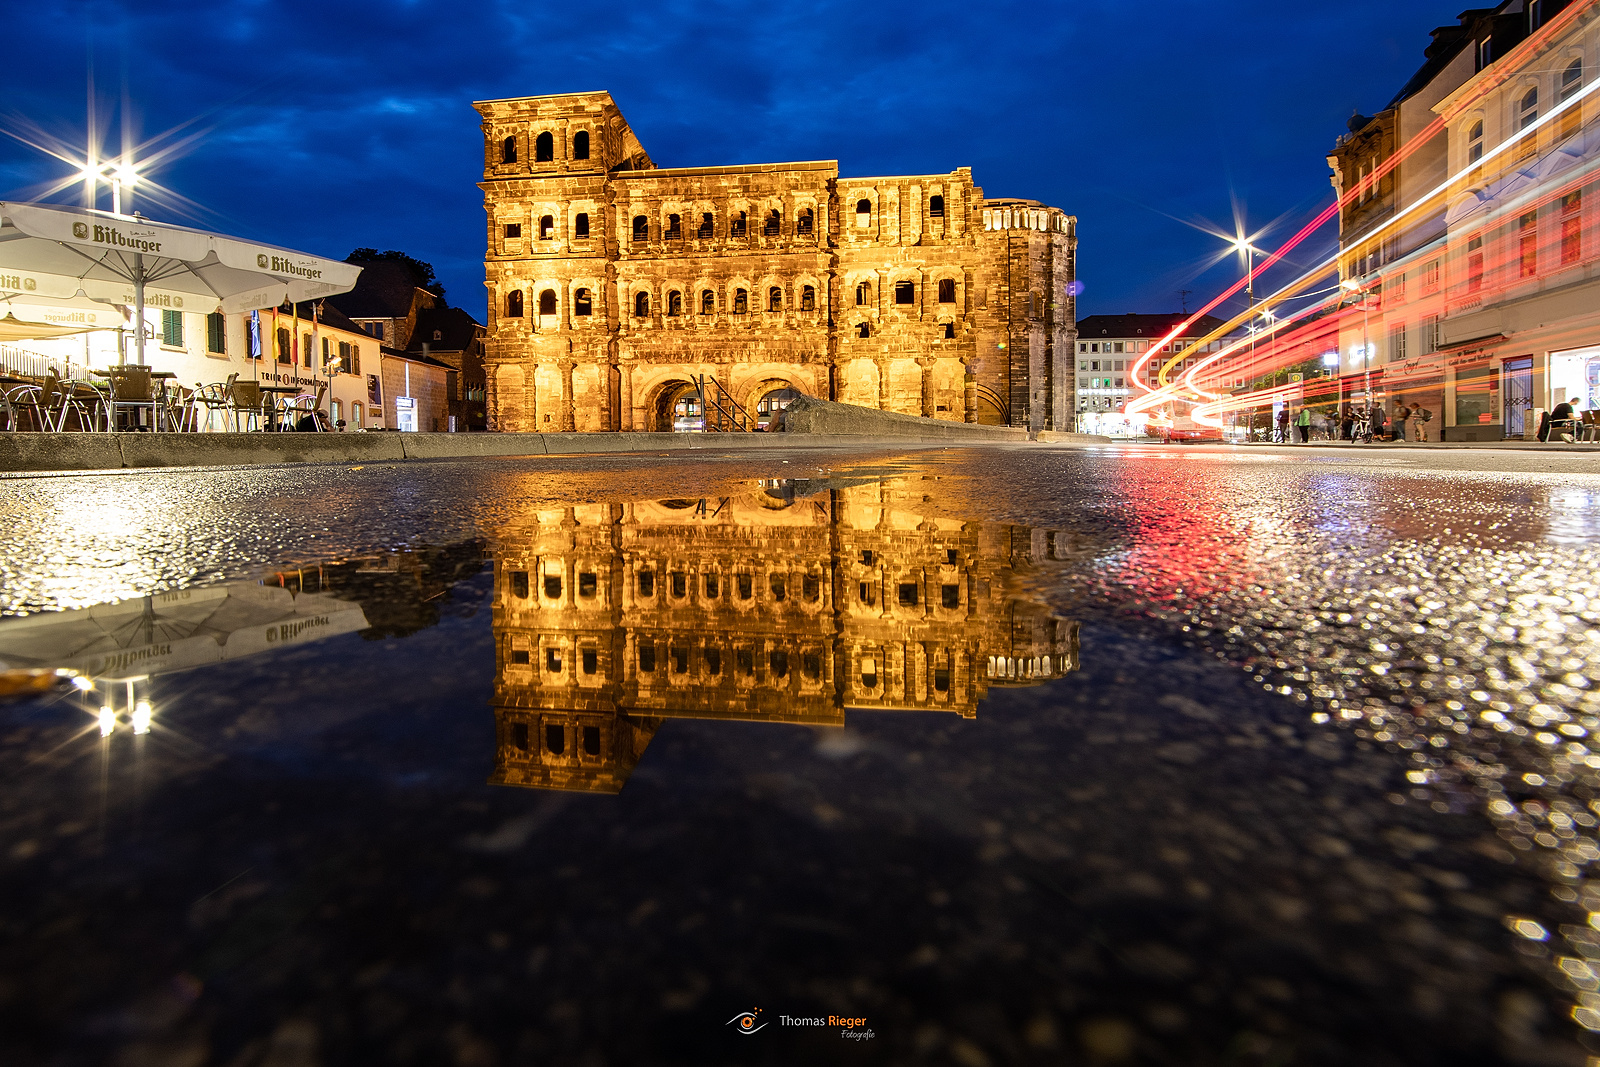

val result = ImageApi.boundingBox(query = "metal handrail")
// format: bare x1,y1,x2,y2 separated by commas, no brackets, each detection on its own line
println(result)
692,374,754,432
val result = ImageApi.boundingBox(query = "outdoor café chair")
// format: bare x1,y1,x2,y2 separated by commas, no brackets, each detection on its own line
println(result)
191,380,234,432
107,366,159,432
227,380,268,432
282,384,328,431
2,382,44,431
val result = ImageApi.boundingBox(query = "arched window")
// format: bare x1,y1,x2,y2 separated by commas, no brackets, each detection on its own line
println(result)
764,209,781,236
855,281,871,306
701,289,715,314
505,290,523,318
573,131,590,160
540,215,554,239
698,212,714,238
1562,58,1583,102
857,322,870,338
574,212,590,239
894,280,915,305
1519,86,1539,130
855,199,871,228
797,208,813,236
731,211,747,238
801,284,816,311
666,213,682,239
574,289,592,316
768,286,782,311
634,291,650,317
667,290,683,316
733,288,749,314
929,195,945,218
632,215,649,242
501,136,517,164
1467,120,1484,163
538,289,556,315
937,279,956,303
535,131,554,162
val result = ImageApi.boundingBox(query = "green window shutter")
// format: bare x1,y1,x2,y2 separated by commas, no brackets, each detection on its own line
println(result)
206,313,225,353
162,310,183,347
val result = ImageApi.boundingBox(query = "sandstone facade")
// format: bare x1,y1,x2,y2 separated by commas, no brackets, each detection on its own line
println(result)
475,91,1078,432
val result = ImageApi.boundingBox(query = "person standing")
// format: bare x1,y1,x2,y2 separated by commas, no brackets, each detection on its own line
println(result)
1276,407,1290,443
1414,404,1431,442
1341,405,1355,442
1369,403,1387,443
1295,406,1311,443
1394,403,1412,443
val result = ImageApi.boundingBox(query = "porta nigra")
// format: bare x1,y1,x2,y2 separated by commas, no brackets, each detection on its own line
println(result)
475,91,1078,433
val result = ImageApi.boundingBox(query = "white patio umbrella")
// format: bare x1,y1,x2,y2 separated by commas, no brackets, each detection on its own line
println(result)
0,201,361,365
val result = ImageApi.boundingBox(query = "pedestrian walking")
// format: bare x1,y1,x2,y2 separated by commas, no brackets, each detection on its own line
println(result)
1394,403,1411,443
1295,407,1311,443
1414,405,1432,442
1341,405,1355,441
1276,408,1290,443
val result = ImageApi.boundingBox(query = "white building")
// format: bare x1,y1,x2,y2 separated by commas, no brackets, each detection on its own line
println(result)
1074,313,1243,436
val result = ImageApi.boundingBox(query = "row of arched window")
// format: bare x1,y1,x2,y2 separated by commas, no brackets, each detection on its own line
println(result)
501,130,589,165
853,278,958,304
504,285,824,319
1463,58,1583,168
630,208,815,242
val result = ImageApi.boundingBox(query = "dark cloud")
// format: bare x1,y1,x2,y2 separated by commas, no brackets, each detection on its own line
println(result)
2,0,1450,319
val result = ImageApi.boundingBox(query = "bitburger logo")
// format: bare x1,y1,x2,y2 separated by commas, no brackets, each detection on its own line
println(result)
73,222,88,239
257,254,269,268
726,1008,765,1035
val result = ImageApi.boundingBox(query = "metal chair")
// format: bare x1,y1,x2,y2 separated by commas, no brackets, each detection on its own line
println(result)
107,366,159,432
282,384,329,431
228,380,268,432
190,379,234,432
2,382,44,430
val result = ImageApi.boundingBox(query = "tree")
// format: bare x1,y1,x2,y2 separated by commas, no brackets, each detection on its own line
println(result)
345,248,447,305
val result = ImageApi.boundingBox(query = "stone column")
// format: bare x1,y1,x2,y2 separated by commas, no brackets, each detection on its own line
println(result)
918,358,935,418
620,362,634,431
560,360,576,431
877,359,889,412
964,372,977,423
485,362,500,431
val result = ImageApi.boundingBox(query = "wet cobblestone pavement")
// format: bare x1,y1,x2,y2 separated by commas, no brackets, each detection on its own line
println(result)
3,445,1600,1065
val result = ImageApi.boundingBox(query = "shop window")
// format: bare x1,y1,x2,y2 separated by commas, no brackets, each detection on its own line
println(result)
705,647,722,675
929,194,944,218
574,289,592,316
538,289,557,315
733,288,749,314
582,725,600,754
698,212,714,238
941,584,960,609
768,286,782,312
801,285,816,311
546,648,562,672
764,209,781,236
667,290,683,317
504,223,522,239
638,570,655,596
797,208,813,235
501,136,517,164
634,291,650,317
731,211,747,238
578,571,597,596
535,131,553,162
898,582,919,607
574,212,590,239
666,213,682,239
938,278,956,303
505,290,523,318
894,281,915,305
573,130,590,160
545,724,564,754
639,644,656,672
701,289,716,314
582,649,597,674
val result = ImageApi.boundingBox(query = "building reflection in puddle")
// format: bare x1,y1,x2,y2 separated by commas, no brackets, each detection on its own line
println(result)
488,479,1081,793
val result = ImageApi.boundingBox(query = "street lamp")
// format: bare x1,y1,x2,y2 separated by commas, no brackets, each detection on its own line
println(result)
1342,278,1375,416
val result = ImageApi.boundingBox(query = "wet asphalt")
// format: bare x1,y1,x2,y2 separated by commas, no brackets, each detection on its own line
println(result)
3,442,1600,1066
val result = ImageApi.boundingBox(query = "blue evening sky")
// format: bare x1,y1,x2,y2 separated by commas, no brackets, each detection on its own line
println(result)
1,1,1453,323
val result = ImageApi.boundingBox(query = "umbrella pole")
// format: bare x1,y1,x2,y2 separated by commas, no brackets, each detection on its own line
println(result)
134,253,146,367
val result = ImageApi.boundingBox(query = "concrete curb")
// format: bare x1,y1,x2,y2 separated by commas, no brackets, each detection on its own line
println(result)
1231,440,1600,453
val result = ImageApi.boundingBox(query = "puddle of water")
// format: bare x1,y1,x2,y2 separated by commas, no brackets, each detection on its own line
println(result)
1,467,1598,1065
